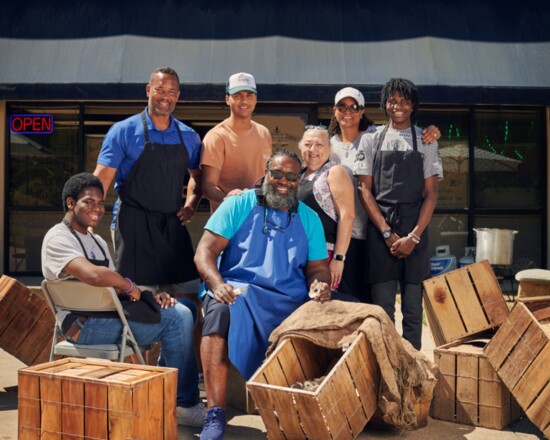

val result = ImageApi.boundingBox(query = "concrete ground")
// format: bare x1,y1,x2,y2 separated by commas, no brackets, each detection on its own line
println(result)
0,301,545,439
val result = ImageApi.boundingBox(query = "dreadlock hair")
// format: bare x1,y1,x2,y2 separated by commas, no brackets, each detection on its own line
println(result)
150,66,180,88
61,172,104,212
328,113,374,137
380,78,419,120
266,149,302,171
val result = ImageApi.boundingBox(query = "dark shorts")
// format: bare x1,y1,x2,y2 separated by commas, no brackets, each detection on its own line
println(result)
201,293,230,339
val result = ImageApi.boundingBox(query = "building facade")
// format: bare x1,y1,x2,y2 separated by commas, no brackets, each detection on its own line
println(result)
2,1,549,278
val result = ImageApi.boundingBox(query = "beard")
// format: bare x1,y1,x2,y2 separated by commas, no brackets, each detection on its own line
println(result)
262,179,298,211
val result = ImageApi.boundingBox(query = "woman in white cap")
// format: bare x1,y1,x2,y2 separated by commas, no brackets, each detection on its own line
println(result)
328,87,440,301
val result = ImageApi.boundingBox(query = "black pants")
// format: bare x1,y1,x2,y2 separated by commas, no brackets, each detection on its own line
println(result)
370,280,423,350
338,238,371,303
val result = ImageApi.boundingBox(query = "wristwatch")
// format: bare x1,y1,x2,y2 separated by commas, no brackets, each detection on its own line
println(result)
382,229,393,240
334,254,346,261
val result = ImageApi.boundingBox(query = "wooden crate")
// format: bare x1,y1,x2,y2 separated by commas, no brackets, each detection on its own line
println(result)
432,335,522,429
422,262,523,430
247,333,379,440
0,275,55,366
484,296,550,438
423,260,510,347
18,357,178,440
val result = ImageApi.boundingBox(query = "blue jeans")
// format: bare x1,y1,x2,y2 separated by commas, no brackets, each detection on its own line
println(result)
75,301,199,408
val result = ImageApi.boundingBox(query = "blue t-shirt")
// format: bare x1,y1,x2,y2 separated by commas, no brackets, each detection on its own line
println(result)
97,107,201,192
205,189,328,262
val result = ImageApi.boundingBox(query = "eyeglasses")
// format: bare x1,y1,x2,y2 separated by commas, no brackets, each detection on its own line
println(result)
335,103,363,114
304,125,328,131
268,169,300,182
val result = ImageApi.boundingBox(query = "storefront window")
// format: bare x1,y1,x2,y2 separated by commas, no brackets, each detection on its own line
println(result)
473,110,543,209
416,109,470,210
7,105,81,273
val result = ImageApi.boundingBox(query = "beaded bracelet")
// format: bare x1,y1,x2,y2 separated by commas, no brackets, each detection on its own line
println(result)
122,277,134,294
407,233,421,244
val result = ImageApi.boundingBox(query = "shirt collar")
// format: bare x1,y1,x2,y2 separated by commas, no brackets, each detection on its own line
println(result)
143,107,176,133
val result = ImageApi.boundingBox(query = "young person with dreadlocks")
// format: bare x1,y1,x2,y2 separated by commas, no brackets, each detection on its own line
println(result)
328,87,441,303
353,78,443,350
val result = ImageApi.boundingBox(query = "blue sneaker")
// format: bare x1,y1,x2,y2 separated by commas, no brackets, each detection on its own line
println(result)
200,406,226,440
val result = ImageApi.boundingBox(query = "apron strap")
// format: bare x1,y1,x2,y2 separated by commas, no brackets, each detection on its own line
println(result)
141,111,186,147
140,112,149,143
62,219,110,264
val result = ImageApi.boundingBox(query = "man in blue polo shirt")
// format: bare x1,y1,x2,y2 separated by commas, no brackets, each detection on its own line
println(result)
93,67,205,426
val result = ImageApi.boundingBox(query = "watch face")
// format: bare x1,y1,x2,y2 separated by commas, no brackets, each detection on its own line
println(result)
383,230,392,239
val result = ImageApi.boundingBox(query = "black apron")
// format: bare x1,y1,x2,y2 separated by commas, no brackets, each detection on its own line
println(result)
367,125,429,284
114,112,198,285
63,219,110,268
297,164,337,246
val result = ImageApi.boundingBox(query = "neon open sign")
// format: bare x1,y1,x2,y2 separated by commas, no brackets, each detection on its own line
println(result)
10,114,54,135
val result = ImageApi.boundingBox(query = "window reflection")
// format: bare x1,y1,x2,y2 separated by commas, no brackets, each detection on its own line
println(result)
474,110,543,209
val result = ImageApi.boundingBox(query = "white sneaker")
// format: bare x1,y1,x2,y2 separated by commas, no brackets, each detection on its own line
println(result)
177,402,207,427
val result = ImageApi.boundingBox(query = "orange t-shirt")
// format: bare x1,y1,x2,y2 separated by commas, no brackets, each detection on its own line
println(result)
201,119,272,211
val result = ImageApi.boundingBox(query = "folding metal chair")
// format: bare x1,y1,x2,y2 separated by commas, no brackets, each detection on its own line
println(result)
41,279,151,364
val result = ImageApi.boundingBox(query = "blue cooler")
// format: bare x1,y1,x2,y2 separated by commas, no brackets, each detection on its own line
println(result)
430,245,457,276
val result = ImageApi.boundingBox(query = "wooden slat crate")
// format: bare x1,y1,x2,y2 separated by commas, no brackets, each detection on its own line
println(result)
422,262,523,430
18,357,178,440
422,260,510,347
247,333,379,440
0,275,55,366
484,296,550,438
432,336,522,429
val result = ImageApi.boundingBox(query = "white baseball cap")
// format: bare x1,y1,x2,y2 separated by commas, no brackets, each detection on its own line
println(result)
226,72,257,95
334,87,365,107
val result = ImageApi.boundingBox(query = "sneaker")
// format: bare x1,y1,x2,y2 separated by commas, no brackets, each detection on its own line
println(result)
200,406,226,440
177,402,207,428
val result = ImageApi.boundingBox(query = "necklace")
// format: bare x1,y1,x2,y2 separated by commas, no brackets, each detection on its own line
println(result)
262,207,292,234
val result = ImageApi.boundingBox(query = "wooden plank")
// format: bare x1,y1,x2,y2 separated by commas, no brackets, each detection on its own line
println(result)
485,303,532,370
108,383,133,438
432,348,457,422
246,386,283,436
422,276,466,343
84,381,108,440
148,376,164,440
498,321,547,389
318,389,354,440
18,371,41,440
456,352,479,425
479,405,510,430
61,378,84,438
0,292,48,356
163,369,178,440
512,343,550,409
293,392,331,439
40,374,62,440
262,340,298,387
468,260,509,327
525,381,550,436
16,302,54,363
446,269,489,335
292,338,324,379
323,366,365,439
271,389,306,438
277,339,308,386
345,335,379,418
424,297,446,347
